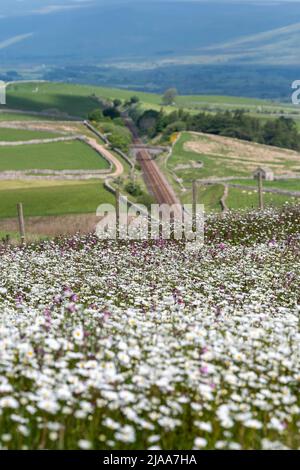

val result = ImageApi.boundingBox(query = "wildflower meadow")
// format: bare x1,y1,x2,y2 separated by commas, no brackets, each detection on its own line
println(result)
0,205,299,450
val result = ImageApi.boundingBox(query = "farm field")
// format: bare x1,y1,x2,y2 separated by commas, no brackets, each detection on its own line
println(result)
0,206,299,450
0,128,63,142
179,183,296,212
169,132,300,179
230,178,300,191
227,188,296,210
0,120,122,238
165,132,300,209
0,180,114,219
181,183,224,212
1,82,300,230
0,112,60,122
3,82,299,119
0,141,110,171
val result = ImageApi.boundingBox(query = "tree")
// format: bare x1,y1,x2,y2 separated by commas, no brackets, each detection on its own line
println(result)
162,88,178,106
88,109,103,122
103,107,121,119
113,99,122,108
130,96,140,105
137,110,160,135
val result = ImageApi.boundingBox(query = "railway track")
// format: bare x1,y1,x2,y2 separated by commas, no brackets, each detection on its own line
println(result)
125,118,181,211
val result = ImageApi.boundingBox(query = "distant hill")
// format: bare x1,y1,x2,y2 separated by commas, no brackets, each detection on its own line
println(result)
1,2,300,99
201,22,300,66
1,1,300,67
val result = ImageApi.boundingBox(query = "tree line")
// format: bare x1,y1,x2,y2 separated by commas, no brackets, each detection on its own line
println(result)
130,107,300,151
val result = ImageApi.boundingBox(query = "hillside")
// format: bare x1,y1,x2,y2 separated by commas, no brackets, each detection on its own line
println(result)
1,82,300,240
1,1,300,67
3,81,300,118
165,132,300,211
1,2,300,97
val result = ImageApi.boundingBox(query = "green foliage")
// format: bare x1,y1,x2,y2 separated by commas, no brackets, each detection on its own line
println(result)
135,108,300,151
137,109,160,137
162,88,178,106
113,99,122,108
165,120,187,135
125,182,143,197
130,96,140,104
103,107,121,119
98,122,132,153
88,108,103,122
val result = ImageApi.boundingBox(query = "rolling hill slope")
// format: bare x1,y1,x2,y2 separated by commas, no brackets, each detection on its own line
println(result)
1,1,300,67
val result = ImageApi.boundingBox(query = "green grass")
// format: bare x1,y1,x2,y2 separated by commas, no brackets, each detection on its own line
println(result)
168,133,248,180
0,128,63,142
4,82,166,117
0,141,110,171
181,183,224,211
176,94,271,108
167,132,300,211
169,132,300,181
3,82,291,118
0,112,59,121
230,178,300,191
227,187,296,210
0,181,114,218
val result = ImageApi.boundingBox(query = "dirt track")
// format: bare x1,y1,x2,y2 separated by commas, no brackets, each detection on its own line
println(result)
86,138,123,178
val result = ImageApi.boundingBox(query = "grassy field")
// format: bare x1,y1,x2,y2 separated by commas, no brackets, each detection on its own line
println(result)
166,132,300,209
3,82,165,117
0,112,60,121
0,180,114,218
3,82,297,118
227,188,296,210
168,132,300,180
181,183,224,212
230,178,300,191
0,140,110,171
0,128,63,142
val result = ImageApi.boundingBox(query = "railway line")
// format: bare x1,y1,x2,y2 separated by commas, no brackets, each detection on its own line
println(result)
125,118,181,211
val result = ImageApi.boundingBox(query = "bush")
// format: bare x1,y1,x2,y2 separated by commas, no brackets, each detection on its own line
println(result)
164,120,187,136
103,107,121,119
95,121,132,153
87,109,103,122
125,182,143,197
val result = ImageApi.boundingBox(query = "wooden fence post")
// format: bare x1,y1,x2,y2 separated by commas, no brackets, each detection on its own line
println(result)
115,188,120,240
170,210,175,240
192,180,197,232
17,203,26,244
258,172,264,210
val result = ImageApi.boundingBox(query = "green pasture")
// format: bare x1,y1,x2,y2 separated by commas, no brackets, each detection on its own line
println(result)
181,183,224,212
168,133,248,179
3,82,291,118
168,132,300,181
0,140,110,171
0,180,114,218
0,128,63,142
230,178,300,191
227,187,297,210
0,112,59,121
